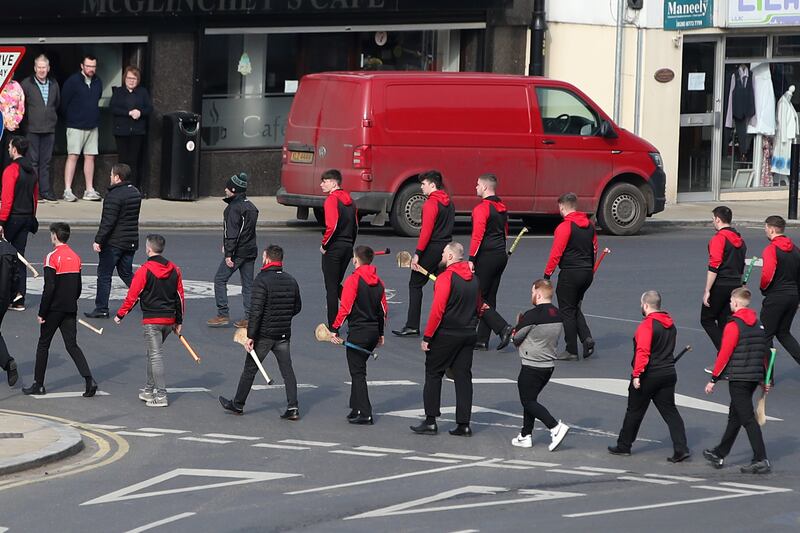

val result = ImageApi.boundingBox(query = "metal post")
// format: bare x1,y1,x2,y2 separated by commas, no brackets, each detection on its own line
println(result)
789,143,800,220
529,0,547,76
633,27,643,135
613,0,625,122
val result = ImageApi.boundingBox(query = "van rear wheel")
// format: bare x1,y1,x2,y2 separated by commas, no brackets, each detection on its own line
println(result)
390,182,425,237
597,182,647,236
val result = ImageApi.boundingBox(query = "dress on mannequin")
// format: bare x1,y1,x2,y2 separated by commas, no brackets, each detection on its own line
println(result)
771,85,798,177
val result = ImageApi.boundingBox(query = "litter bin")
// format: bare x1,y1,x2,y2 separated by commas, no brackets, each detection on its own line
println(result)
160,111,200,200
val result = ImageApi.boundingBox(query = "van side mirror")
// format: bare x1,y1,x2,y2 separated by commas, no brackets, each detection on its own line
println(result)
599,120,618,139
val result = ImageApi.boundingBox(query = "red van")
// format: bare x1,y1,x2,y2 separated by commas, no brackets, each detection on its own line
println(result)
277,72,665,236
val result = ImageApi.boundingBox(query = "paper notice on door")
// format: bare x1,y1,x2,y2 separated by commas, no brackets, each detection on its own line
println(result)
688,72,705,91
284,80,299,93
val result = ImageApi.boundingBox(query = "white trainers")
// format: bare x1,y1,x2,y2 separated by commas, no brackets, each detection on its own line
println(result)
511,433,533,448
138,389,154,402
146,395,168,408
83,189,101,201
548,421,570,451
63,189,77,202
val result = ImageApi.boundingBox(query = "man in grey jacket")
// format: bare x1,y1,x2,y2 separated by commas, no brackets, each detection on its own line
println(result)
510,279,570,451
21,54,60,203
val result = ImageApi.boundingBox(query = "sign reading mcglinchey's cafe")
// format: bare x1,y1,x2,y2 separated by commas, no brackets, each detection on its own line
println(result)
728,0,800,27
664,0,714,31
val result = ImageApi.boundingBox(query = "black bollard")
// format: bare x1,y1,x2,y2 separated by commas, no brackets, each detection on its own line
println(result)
790,143,800,220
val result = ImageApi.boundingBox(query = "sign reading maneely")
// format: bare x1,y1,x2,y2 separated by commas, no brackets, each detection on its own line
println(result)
664,0,714,30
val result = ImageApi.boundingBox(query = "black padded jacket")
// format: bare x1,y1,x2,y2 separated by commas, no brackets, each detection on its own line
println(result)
94,181,141,251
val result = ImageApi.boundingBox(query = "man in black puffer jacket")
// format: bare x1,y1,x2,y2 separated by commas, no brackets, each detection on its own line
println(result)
86,163,141,318
219,244,302,420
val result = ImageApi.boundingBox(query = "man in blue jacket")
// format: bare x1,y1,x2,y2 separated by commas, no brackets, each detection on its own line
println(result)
60,54,102,202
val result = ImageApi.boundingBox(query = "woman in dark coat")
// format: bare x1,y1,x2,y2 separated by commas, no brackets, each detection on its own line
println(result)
110,66,152,192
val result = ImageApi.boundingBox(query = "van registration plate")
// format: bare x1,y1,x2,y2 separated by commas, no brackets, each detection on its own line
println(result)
290,151,314,164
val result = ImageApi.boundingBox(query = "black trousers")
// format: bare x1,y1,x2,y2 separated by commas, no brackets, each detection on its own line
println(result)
405,242,447,330
233,337,298,409
701,283,739,350
475,252,507,344
715,381,767,462
0,308,11,371
346,329,380,416
34,312,92,385
4,215,34,303
115,135,145,190
322,242,353,328
616,371,689,454
424,332,475,424
518,365,557,435
760,293,800,365
555,269,593,354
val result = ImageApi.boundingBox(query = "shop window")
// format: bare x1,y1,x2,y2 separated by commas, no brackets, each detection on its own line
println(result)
773,35,800,57
725,36,767,59
535,88,599,136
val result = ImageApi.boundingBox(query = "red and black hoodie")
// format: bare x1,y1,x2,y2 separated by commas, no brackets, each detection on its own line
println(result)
710,308,768,383
39,244,82,316
117,255,185,325
469,195,508,261
0,156,38,226
544,211,597,277
416,190,455,256
707,227,746,285
423,261,482,342
631,311,677,378
332,264,388,336
761,234,800,296
322,189,358,250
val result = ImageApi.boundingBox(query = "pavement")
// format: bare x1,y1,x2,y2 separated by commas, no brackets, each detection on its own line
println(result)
0,411,83,475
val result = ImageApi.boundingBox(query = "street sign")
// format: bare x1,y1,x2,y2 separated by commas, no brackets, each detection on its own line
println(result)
664,0,714,31
0,47,25,93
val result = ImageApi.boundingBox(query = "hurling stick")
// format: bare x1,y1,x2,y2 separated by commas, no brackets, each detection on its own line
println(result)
315,323,378,359
756,348,777,426
78,318,103,335
178,334,202,364
373,248,391,256
508,227,529,256
593,248,611,273
396,250,437,282
672,344,692,363
233,327,274,384
17,252,40,278
742,255,759,285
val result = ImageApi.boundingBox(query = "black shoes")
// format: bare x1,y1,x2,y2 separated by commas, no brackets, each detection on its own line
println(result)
702,448,724,469
219,396,243,415
392,327,420,337
740,460,771,474
449,425,472,437
474,342,489,351
84,309,110,319
496,326,513,351
583,337,595,358
410,420,438,435
281,407,300,421
348,414,374,425
84,378,98,398
6,358,17,387
347,409,360,420
22,382,46,395
667,450,691,463
607,445,632,456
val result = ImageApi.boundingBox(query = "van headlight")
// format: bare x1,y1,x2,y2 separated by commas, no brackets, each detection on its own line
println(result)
649,152,663,169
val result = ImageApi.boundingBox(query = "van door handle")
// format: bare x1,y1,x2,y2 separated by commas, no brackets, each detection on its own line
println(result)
542,139,556,145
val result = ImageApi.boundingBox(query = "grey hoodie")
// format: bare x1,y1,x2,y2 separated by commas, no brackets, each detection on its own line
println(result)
513,302,563,368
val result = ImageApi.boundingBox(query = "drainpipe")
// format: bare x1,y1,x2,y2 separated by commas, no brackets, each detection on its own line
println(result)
529,0,546,76
634,27,643,134
613,0,625,122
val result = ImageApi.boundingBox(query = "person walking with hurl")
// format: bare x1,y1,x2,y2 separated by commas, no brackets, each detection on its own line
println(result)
115,234,185,408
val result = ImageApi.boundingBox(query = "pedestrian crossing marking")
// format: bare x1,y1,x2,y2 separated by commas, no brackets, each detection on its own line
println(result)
252,443,310,450
505,459,560,468
203,433,261,441
431,453,485,461
329,450,386,458
30,391,110,399
252,384,318,390
576,466,627,474
617,476,677,485
353,446,413,454
138,428,190,434
645,474,704,482
89,424,126,430
344,380,418,386
116,431,162,438
179,437,232,444
546,468,604,477
279,439,339,447
166,387,210,393
478,462,533,470
403,456,461,464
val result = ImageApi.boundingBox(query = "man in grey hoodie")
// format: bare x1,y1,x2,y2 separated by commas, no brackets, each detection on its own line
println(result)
510,279,570,451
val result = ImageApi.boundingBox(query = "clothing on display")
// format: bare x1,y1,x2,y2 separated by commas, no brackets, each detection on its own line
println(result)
748,63,776,136
725,66,757,157
771,86,799,176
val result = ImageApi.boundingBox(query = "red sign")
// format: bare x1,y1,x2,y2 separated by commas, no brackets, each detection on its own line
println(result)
0,47,26,94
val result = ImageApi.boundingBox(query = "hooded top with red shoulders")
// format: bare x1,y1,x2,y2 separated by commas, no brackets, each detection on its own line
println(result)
332,264,388,335
544,211,597,276
711,307,767,383
707,227,746,284
0,156,38,226
416,189,455,255
321,189,358,250
469,195,508,261
423,261,481,341
631,311,677,378
760,234,800,296
117,255,185,325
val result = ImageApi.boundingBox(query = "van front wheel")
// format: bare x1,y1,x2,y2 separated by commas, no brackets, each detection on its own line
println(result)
597,182,647,236
390,183,425,237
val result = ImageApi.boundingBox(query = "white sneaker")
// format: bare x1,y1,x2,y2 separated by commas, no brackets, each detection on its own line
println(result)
138,389,154,402
511,433,533,448
83,189,101,201
548,421,569,451
146,395,168,408
63,189,77,202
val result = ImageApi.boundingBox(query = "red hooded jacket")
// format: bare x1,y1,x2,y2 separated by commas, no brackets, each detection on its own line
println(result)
632,311,677,378
760,234,800,295
469,195,508,260
423,261,481,341
332,264,388,335
117,255,185,325
711,307,759,379
544,211,597,276
416,190,455,255
707,227,746,284
322,189,358,249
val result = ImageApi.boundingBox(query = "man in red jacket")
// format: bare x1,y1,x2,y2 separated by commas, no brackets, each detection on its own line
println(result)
608,290,689,462
410,242,479,437
320,169,358,328
759,215,800,366
394,170,455,337
330,245,388,425
544,193,597,360
115,234,185,408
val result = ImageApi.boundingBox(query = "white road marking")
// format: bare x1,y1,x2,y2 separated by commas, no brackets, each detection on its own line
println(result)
179,437,232,444
583,313,706,333
449,530,479,533
123,512,196,533
431,453,485,461
252,443,310,450
82,468,300,505
444,378,516,384
694,485,755,494
89,424,126,430
30,391,110,399
720,482,790,492
0,527,8,532
344,380,418,386
645,473,705,482
353,446,413,454
329,450,386,458
203,433,261,441
138,427,189,434
505,459,560,468
252,384,318,390
546,469,604,477
279,439,339,447
576,466,627,474
617,476,677,485
478,462,533,470
116,431,162,437
166,387,210,393
404,456,461,464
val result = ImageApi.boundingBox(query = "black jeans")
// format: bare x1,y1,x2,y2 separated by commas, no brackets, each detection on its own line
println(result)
346,329,380,416
321,242,353,327
95,246,135,313
518,365,557,435
616,371,689,454
405,242,447,330
700,283,739,350
26,132,56,197
424,332,475,424
715,380,767,462
233,337,298,409
34,312,92,385
474,252,508,344
760,293,800,365
0,308,11,371
115,135,145,190
4,216,35,303
555,269,593,354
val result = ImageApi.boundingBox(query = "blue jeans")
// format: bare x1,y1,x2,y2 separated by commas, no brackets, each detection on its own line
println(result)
95,246,135,313
214,257,254,318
